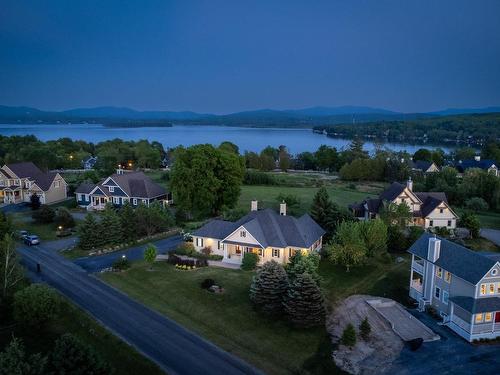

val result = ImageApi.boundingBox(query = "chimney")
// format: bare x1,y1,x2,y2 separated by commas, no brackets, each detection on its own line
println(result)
427,236,441,262
251,200,258,211
474,155,481,162
406,177,413,191
280,201,287,216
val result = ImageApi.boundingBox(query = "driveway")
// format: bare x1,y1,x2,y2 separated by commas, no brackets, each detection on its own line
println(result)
73,235,183,272
480,228,500,247
18,240,262,375
1,202,30,213
387,310,500,374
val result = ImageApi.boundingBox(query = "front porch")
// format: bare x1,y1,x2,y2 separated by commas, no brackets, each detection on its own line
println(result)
1,187,23,204
221,243,263,265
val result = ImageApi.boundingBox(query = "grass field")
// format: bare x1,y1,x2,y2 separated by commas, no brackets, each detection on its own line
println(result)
101,255,409,375
0,296,162,375
238,184,379,215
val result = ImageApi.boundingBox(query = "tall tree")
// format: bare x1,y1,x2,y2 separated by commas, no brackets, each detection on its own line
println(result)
250,261,289,315
119,202,138,242
283,272,325,328
327,221,367,272
0,212,13,239
359,219,388,257
170,144,245,217
100,205,122,246
0,234,23,303
77,214,100,251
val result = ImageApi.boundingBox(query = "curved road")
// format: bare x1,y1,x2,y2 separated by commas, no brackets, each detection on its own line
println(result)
19,240,262,375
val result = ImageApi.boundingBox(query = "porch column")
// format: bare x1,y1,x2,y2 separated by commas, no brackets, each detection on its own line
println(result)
223,244,228,260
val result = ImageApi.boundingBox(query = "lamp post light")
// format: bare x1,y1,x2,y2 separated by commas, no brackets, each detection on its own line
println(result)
58,225,63,231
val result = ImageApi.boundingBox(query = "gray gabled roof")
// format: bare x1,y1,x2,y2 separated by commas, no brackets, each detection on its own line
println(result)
75,183,95,194
193,208,325,249
408,233,497,284
379,182,406,201
3,162,60,191
450,296,500,314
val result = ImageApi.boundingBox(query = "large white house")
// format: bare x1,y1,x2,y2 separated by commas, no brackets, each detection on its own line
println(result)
192,201,325,265
349,178,458,229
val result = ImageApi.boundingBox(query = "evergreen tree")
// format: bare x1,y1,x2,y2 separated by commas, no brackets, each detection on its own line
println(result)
0,212,13,238
119,201,138,242
359,317,371,340
286,251,321,285
341,323,357,347
32,205,55,224
283,272,325,328
310,187,334,234
250,261,289,315
49,333,112,375
0,338,47,375
100,205,122,246
78,214,99,251
29,193,41,210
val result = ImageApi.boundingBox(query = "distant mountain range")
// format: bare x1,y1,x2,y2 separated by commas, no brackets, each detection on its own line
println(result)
1,104,499,127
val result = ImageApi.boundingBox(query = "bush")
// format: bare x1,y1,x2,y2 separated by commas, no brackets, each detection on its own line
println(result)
341,323,357,347
167,254,208,268
32,205,55,224
201,246,212,256
464,197,489,212
13,284,62,328
201,279,215,289
48,333,112,374
0,337,47,375
359,317,371,340
55,207,75,228
144,243,157,268
241,252,259,271
244,170,277,185
113,257,130,270
30,194,41,210
459,212,481,239
175,242,196,256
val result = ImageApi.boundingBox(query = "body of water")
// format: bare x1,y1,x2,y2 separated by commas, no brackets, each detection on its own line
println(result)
0,123,452,155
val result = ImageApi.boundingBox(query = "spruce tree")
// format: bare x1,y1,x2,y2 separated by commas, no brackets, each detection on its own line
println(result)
78,214,99,251
359,317,371,340
100,205,122,246
310,187,333,231
249,260,289,315
341,323,357,347
119,202,138,242
283,272,325,327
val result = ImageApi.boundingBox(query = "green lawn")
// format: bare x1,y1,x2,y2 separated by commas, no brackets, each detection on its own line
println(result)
0,297,162,375
10,211,80,241
238,184,379,215
476,211,500,229
101,256,409,375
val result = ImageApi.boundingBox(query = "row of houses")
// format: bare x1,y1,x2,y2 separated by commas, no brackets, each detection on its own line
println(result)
410,156,498,177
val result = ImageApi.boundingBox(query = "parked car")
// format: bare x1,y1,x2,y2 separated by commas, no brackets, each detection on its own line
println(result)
17,230,29,240
24,235,40,246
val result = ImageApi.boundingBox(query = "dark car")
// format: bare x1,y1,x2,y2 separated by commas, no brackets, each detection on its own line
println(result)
17,230,29,240
24,235,40,246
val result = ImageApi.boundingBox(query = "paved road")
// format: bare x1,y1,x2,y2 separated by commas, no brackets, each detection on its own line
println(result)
18,241,262,375
480,228,500,247
387,310,500,374
73,235,183,272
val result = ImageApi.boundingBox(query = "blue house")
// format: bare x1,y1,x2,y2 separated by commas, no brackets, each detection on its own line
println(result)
75,170,172,210
455,156,498,177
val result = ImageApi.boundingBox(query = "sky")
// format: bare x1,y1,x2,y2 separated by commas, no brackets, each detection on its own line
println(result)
1,0,500,114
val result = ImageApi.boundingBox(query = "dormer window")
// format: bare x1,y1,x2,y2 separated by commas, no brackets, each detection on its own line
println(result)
109,186,115,193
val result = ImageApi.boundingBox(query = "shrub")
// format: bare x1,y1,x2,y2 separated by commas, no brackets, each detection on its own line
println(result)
30,194,41,210
459,212,481,239
113,257,130,270
359,317,371,340
341,323,356,347
201,279,215,289
48,333,112,374
167,254,207,268
201,246,212,256
13,284,62,328
144,243,157,269
241,252,259,271
0,337,47,375
464,197,489,212
32,205,55,224
55,207,75,228
244,170,277,185
175,242,196,256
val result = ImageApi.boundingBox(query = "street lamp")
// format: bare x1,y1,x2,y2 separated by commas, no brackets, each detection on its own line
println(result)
58,225,63,231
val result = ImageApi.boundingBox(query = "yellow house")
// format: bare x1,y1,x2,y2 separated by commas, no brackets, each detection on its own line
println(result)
0,162,67,205
192,201,325,265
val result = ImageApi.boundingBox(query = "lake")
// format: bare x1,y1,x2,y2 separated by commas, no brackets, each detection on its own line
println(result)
0,123,452,155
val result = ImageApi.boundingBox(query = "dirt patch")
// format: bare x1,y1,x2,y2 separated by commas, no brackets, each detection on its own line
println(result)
327,295,404,375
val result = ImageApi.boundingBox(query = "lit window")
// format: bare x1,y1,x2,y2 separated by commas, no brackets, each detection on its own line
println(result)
480,284,487,295
442,290,449,305
436,267,443,278
240,231,246,238
258,248,263,256
489,284,495,295
444,271,451,283
485,312,493,322
434,287,440,299
272,248,280,257
475,314,483,324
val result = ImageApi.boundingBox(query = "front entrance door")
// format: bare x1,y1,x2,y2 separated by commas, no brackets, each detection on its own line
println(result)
495,312,500,323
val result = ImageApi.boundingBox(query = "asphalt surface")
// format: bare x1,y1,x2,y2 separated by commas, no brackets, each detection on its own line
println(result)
480,228,500,247
73,235,183,272
387,310,500,374
18,239,262,375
